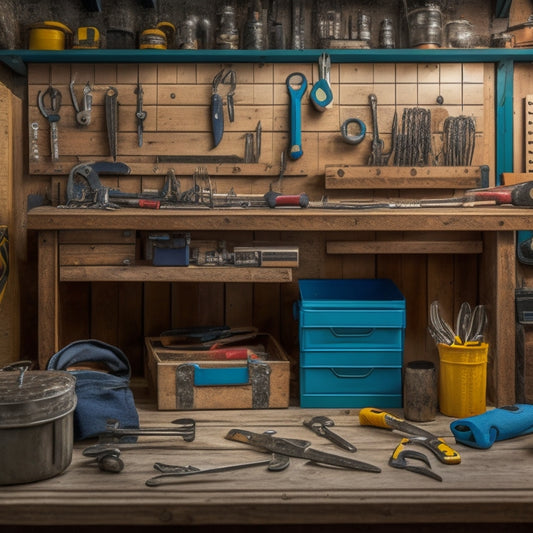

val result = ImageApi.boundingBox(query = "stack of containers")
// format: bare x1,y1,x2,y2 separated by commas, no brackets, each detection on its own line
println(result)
297,279,406,408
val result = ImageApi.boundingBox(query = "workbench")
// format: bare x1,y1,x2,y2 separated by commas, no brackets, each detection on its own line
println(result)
27,205,531,406
2,392,533,530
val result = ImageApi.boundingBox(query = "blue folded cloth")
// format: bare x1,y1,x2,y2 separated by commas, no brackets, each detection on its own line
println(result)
47,339,139,441
450,404,533,449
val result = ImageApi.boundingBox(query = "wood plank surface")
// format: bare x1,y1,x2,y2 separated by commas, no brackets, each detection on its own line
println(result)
2,398,533,527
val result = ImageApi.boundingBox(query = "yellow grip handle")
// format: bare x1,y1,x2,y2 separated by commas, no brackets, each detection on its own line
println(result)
359,407,402,429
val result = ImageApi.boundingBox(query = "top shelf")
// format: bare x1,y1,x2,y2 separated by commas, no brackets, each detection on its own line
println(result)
2,48,533,75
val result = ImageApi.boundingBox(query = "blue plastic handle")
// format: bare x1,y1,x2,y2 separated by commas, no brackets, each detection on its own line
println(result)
211,93,224,148
310,79,333,111
286,72,307,160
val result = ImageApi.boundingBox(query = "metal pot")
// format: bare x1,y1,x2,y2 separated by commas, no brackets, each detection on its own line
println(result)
0,362,77,485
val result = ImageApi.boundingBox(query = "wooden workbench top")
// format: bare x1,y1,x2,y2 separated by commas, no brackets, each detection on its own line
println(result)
27,205,533,232
2,395,533,528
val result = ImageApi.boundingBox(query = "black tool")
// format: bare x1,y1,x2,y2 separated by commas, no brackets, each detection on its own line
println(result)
225,428,381,472
135,81,147,147
105,86,119,161
389,448,442,482
303,416,357,452
211,69,236,148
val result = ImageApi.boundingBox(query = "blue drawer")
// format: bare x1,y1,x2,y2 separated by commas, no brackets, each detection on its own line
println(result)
298,279,405,310
300,348,403,367
300,366,402,395
300,325,404,350
300,393,402,408
298,308,406,328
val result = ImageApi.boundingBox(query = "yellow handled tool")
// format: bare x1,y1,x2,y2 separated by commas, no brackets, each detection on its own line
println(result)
359,407,461,465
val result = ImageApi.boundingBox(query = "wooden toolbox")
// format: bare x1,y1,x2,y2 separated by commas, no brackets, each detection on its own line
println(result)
145,334,290,410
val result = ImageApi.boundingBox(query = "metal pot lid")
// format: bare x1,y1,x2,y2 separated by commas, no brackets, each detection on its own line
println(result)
0,366,76,428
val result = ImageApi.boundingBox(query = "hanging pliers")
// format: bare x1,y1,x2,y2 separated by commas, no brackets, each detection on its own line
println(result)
37,85,62,161
211,69,237,148
69,80,92,126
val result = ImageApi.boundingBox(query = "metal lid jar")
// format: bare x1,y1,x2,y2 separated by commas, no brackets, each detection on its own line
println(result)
0,364,77,485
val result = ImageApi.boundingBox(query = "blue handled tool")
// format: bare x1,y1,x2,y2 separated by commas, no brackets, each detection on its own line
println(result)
286,72,307,160
211,69,236,148
310,52,333,112
450,404,533,449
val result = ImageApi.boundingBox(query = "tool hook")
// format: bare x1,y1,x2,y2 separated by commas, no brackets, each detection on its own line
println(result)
389,449,443,482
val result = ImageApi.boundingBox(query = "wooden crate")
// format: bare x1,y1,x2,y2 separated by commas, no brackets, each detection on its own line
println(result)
145,334,290,410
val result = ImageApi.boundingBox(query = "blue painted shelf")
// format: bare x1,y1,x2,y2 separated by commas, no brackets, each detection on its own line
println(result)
2,48,533,76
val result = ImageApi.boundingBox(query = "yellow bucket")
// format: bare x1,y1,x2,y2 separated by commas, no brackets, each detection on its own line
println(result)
28,21,72,50
438,342,488,418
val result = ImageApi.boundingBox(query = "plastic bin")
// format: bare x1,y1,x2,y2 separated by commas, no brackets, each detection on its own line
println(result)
297,279,406,408
438,342,488,418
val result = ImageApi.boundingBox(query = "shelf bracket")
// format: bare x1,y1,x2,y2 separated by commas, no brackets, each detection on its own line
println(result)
0,54,26,76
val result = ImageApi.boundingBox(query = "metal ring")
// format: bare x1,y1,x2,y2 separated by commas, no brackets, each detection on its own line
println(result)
341,118,366,145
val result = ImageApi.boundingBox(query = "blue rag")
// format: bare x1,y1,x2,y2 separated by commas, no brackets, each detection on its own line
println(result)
450,404,533,449
47,339,139,441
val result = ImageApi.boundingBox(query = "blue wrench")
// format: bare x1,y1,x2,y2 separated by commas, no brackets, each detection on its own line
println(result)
286,72,307,160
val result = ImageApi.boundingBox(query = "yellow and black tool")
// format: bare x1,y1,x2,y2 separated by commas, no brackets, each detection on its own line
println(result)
73,27,101,49
359,407,461,465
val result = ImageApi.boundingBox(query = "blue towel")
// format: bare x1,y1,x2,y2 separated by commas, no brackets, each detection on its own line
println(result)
47,339,139,441
450,404,533,449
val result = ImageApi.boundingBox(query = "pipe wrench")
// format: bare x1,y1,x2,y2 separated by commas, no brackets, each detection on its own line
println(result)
69,80,92,126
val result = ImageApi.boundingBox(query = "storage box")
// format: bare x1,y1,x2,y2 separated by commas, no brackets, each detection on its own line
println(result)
146,232,190,266
297,279,406,408
145,334,290,410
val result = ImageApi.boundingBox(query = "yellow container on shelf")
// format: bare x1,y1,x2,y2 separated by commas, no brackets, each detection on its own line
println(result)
28,21,72,50
438,342,488,418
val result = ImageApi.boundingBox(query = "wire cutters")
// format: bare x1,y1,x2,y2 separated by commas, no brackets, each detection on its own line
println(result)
37,85,62,161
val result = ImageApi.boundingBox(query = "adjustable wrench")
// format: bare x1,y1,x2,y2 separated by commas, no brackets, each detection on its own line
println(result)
286,72,307,160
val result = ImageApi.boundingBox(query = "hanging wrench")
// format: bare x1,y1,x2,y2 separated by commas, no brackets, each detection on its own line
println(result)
69,80,92,126
286,72,307,160
368,93,397,165
37,85,62,161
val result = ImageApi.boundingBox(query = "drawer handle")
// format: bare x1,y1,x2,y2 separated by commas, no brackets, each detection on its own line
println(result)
330,368,374,379
330,327,374,338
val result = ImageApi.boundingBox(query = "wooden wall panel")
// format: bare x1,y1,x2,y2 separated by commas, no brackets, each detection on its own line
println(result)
26,62,493,384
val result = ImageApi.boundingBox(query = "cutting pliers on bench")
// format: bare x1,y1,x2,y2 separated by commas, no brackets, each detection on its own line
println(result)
359,407,461,465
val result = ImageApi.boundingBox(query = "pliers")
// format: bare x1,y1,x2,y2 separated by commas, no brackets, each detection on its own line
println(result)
211,69,237,147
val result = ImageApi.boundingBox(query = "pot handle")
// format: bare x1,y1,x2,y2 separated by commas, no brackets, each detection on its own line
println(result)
0,360,32,386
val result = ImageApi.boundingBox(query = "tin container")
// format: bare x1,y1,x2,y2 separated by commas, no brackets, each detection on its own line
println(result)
406,5,443,48
445,19,474,48
0,365,77,485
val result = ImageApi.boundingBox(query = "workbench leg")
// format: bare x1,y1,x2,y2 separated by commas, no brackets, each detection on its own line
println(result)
481,231,516,406
38,230,59,368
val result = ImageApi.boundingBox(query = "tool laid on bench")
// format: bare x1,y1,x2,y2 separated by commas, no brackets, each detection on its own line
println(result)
69,80,92,126
146,453,290,486
303,415,357,452
37,85,62,161
389,448,442,482
359,407,461,465
225,428,381,472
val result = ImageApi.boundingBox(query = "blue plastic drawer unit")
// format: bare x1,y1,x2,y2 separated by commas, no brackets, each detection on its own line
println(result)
297,279,406,408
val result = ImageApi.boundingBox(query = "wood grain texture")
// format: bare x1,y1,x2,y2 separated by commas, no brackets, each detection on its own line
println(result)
2,400,533,527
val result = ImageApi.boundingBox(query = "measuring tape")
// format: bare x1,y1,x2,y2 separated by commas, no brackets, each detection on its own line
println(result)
73,27,101,49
